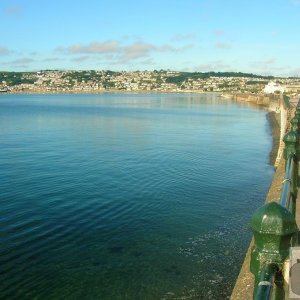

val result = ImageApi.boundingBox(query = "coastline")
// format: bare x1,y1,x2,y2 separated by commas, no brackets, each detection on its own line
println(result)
0,90,280,164
267,111,280,165
0,90,280,165
0,89,219,95
230,97,293,299
0,90,282,299
226,92,281,166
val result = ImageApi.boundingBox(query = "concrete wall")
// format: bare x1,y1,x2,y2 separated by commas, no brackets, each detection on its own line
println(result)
231,93,281,106
230,158,288,300
230,95,293,299
275,106,288,166
229,93,289,166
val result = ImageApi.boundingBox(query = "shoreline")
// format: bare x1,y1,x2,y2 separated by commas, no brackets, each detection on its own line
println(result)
227,92,282,166
0,90,280,166
0,90,220,95
0,90,280,165
266,111,281,166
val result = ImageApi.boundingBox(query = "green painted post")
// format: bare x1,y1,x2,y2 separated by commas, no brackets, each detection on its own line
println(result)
283,130,298,160
250,202,298,297
295,110,300,159
254,263,278,300
295,106,300,118
283,129,299,214
290,116,299,132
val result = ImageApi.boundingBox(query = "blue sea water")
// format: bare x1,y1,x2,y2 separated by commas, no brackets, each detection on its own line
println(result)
0,93,274,299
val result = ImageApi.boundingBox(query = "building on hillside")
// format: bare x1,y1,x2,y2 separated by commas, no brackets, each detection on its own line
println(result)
263,81,285,94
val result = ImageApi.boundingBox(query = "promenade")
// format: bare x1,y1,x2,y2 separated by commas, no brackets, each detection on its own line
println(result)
231,97,299,300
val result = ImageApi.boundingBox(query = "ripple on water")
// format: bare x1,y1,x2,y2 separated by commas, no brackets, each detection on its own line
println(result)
0,93,274,299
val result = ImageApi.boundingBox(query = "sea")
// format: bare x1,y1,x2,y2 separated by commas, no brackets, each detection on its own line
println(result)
0,93,275,299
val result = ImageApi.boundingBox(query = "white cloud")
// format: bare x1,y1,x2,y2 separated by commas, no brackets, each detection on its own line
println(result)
248,59,290,76
57,41,120,54
71,56,91,62
56,40,192,64
286,67,300,77
251,58,276,67
214,30,225,36
291,0,300,5
0,47,10,55
43,57,62,62
195,60,232,71
121,42,155,61
264,58,276,65
171,33,196,42
8,58,34,65
3,58,34,68
214,42,232,49
4,5,23,15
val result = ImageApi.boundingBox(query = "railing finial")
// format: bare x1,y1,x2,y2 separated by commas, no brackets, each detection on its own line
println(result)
250,202,298,297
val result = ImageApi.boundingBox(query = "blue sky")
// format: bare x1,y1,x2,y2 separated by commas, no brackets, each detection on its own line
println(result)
1,0,300,76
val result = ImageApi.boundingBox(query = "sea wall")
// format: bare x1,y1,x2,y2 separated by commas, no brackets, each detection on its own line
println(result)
230,157,288,300
230,94,294,299
230,92,281,107
228,93,287,166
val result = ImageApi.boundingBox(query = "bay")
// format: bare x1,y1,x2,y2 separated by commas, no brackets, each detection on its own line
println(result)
0,93,274,299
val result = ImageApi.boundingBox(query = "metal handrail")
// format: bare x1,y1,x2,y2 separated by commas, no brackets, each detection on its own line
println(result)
279,154,296,215
283,95,291,109
250,102,300,300
254,155,297,300
254,263,278,300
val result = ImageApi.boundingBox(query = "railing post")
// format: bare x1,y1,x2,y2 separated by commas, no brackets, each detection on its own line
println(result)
295,106,300,118
249,107,300,299
290,116,299,133
254,263,278,300
283,130,298,161
284,129,299,202
250,202,298,298
293,106,300,245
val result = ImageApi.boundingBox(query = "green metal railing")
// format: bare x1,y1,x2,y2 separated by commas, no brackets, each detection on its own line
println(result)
250,101,300,300
283,95,292,109
255,263,279,299
279,155,296,214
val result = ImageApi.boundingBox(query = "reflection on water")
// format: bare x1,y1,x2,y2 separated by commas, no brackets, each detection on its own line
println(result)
0,93,274,299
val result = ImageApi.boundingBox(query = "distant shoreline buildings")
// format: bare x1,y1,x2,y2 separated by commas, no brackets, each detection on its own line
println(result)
0,70,300,95
263,81,286,94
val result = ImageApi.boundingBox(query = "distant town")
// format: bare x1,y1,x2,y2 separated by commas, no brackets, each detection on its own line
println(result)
1,70,300,95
